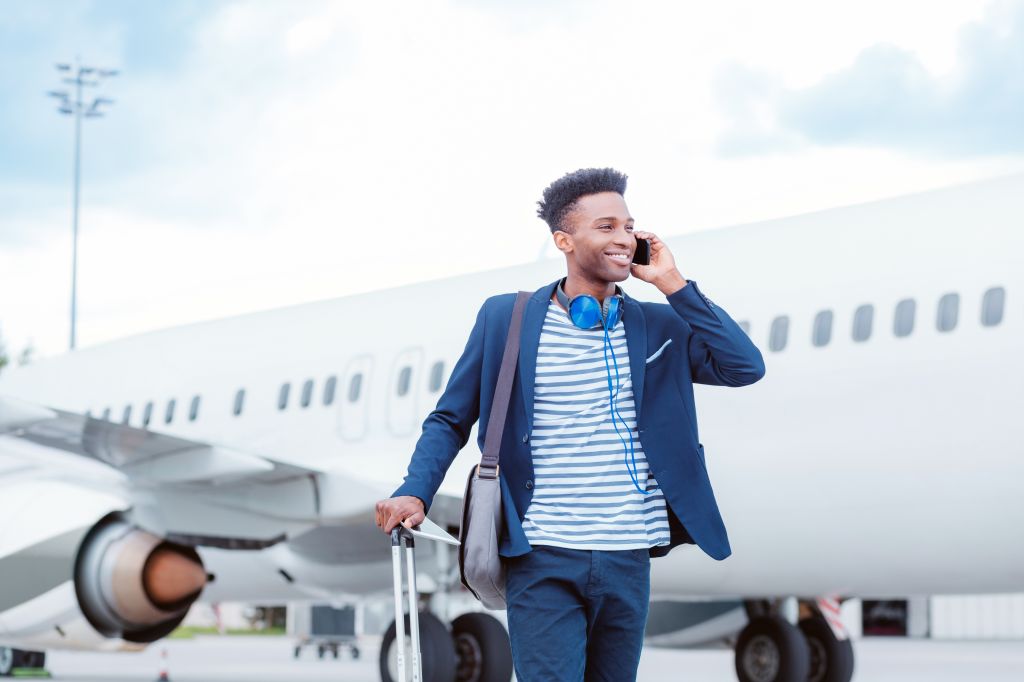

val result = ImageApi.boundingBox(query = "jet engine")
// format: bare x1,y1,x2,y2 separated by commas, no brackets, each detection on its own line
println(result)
73,513,208,643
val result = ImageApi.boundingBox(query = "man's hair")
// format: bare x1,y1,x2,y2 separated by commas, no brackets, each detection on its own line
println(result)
536,167,628,234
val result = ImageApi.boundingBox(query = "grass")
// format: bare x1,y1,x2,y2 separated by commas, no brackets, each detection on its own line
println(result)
168,626,287,639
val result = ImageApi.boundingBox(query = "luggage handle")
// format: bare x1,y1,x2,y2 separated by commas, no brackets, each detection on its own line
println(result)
391,526,422,682
390,519,460,680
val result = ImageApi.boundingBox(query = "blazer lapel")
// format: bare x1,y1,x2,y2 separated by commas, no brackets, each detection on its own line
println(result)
519,280,559,434
622,293,646,422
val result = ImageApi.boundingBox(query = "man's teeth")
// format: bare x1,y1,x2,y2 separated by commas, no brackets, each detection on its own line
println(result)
607,253,628,260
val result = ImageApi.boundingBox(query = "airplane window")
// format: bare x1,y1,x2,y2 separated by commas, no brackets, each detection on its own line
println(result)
143,401,153,426
936,293,959,332
852,304,873,342
348,373,363,402
301,379,314,408
279,383,291,410
101,407,111,421
165,399,176,424
738,321,750,335
428,361,445,392
233,389,245,416
397,366,412,396
981,286,1005,327
768,316,788,352
189,395,200,421
894,299,915,337
323,375,337,406
812,310,833,347
122,405,132,424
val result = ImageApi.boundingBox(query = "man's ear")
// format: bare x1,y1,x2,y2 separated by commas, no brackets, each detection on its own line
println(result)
552,230,574,254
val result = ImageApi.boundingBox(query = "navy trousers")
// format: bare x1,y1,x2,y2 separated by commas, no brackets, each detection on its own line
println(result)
504,544,651,681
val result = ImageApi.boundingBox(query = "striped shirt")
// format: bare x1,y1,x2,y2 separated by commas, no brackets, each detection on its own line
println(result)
521,297,671,550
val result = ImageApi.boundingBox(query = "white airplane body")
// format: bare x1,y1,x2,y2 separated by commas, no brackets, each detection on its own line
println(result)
0,173,1021,674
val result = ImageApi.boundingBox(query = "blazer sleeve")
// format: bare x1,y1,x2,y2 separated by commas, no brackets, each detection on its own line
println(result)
665,279,766,387
390,301,487,511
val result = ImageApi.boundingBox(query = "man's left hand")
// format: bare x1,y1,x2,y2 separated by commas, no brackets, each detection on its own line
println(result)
630,230,688,295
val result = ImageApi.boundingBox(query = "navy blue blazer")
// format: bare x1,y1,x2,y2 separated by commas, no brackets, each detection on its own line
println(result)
392,277,765,560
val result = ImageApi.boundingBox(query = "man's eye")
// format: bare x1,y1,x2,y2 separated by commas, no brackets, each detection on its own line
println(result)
626,226,634,232
599,225,612,230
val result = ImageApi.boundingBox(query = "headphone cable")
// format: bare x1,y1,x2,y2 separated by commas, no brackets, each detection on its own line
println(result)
601,316,649,495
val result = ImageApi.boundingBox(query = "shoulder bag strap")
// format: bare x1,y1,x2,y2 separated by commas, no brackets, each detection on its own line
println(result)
477,290,531,479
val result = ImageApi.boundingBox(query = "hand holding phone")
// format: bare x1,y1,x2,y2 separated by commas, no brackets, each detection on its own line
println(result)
630,231,684,292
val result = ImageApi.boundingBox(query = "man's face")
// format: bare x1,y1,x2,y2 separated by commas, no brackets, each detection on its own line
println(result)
557,191,635,283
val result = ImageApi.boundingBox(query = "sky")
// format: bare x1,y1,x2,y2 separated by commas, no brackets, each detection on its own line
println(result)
1,0,1022,360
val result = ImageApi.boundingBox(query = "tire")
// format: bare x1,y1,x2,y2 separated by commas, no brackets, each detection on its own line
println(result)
351,646,361,660
735,615,811,682
317,644,325,659
799,616,855,682
380,611,457,682
451,613,513,682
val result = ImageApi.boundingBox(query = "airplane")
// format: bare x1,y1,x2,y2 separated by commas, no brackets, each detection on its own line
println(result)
1,171,1021,682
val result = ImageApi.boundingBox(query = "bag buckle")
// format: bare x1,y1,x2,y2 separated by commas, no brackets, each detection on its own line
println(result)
475,463,499,480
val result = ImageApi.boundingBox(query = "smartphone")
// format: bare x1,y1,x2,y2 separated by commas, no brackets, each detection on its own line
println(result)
633,237,651,265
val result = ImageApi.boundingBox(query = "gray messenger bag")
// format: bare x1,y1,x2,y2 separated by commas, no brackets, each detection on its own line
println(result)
458,290,530,610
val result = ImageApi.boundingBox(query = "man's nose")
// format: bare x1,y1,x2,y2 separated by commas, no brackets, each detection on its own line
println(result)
612,230,633,248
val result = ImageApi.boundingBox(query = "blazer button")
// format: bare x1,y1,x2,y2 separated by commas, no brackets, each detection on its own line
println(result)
525,480,533,490
522,433,529,443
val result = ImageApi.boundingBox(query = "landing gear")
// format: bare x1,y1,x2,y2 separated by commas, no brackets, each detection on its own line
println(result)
0,648,46,678
734,599,855,682
800,615,854,682
380,611,456,682
734,615,810,682
451,612,513,682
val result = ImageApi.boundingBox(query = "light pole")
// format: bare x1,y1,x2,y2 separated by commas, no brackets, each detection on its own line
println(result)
48,59,117,351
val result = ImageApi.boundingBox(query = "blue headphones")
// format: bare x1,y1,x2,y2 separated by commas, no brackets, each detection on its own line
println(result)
554,278,648,495
555,278,625,330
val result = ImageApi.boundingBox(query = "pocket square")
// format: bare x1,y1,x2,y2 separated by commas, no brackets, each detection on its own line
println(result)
645,339,673,364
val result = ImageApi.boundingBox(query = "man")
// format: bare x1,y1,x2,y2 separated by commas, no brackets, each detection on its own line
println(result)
375,167,765,680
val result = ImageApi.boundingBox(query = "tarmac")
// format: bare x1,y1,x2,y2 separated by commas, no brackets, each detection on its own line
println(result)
42,634,1024,681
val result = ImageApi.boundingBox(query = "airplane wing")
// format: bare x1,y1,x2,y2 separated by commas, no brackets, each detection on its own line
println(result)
0,395,311,485
0,394,392,547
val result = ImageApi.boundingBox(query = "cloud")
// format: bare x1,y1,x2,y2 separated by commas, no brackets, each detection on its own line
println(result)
715,0,1024,158
4,1,1022,358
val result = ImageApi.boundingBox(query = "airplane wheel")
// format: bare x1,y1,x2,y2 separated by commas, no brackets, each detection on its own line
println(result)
735,616,810,682
799,616,854,682
0,647,13,677
451,612,513,682
380,611,456,682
